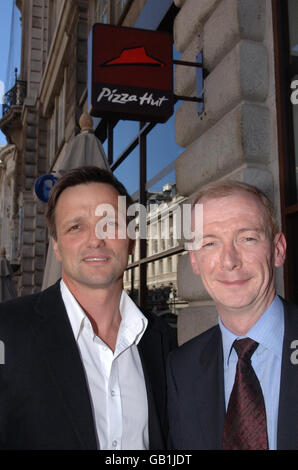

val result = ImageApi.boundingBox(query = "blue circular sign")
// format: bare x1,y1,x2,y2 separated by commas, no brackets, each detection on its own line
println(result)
34,174,58,203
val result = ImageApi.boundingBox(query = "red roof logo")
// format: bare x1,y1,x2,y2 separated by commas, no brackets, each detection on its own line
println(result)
101,46,164,67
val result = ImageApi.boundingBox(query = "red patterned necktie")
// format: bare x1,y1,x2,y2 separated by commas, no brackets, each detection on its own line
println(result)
222,338,268,450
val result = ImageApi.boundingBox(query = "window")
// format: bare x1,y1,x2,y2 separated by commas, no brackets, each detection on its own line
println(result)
57,70,66,149
49,110,56,166
273,0,298,301
48,69,66,166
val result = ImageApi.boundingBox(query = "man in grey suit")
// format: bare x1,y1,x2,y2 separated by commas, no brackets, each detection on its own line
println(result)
167,180,298,450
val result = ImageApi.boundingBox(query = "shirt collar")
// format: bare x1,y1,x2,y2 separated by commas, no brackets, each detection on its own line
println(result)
60,279,148,348
219,295,284,367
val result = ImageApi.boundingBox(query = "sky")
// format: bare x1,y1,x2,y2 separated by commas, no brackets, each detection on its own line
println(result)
0,0,22,145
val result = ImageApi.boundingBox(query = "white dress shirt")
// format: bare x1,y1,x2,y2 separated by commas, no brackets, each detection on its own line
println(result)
60,279,149,450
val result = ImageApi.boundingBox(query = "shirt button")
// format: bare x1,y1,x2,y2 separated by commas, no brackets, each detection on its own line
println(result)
112,440,117,447
111,390,115,397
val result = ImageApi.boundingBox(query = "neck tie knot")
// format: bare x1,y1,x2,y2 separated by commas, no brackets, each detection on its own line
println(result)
233,338,259,362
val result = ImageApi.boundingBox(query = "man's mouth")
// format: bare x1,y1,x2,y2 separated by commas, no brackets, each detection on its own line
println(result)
82,255,110,262
218,279,249,286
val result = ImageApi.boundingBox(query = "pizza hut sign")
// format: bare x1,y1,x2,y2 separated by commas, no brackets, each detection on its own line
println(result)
88,24,174,123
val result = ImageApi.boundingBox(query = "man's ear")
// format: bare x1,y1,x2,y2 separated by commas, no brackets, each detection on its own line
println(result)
52,237,62,262
189,250,201,276
274,232,287,268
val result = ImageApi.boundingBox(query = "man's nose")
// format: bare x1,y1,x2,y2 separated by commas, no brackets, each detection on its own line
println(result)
87,224,105,247
220,242,242,270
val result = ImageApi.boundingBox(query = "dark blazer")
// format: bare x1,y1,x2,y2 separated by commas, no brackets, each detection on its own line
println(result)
167,299,298,450
0,280,177,450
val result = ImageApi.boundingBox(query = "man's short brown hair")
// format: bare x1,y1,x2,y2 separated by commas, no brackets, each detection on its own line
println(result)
46,166,135,240
191,180,279,240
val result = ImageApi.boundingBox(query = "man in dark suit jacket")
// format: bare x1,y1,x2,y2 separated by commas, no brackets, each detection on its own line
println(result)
167,180,298,450
0,167,176,450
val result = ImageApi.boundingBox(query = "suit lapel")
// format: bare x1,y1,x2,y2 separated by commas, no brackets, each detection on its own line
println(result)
32,281,97,450
138,324,166,449
277,300,298,450
195,327,226,449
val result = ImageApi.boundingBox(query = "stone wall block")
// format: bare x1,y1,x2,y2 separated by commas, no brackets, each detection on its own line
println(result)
175,41,268,148
35,242,45,257
174,0,220,51
25,151,36,164
37,158,47,174
239,40,268,100
25,164,37,178
23,201,35,218
240,102,271,162
22,272,35,287
26,111,37,126
32,4,42,17
35,256,45,271
224,166,274,202
22,245,35,258
204,0,266,70
26,138,36,152
26,125,37,139
36,213,45,228
177,305,217,345
174,34,203,97
22,258,35,272
176,102,270,196
35,228,46,243
34,270,44,287
205,41,268,125
177,253,211,301
23,231,35,244
32,0,44,7
24,177,36,191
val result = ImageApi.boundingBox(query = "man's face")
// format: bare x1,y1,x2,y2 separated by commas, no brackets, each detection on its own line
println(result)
52,182,132,292
189,191,286,315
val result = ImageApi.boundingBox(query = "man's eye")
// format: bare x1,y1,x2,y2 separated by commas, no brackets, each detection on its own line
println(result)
203,241,215,248
69,225,80,231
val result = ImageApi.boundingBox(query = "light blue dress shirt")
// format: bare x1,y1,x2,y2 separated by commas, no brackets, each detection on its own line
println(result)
219,295,284,450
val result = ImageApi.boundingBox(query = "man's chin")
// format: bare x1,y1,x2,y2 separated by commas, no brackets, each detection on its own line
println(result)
215,295,256,312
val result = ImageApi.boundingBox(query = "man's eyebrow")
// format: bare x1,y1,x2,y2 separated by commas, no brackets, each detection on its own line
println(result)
61,216,84,229
237,227,264,233
193,233,218,240
194,228,264,239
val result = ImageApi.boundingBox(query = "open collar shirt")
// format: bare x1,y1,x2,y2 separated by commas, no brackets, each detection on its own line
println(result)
60,279,149,450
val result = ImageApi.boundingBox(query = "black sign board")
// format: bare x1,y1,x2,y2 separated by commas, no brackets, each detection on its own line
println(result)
88,24,173,123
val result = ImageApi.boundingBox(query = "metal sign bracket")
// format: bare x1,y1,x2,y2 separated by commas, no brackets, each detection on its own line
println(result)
173,51,207,115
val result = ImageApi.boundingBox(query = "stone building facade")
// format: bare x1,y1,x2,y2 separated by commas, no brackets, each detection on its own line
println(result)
0,0,297,344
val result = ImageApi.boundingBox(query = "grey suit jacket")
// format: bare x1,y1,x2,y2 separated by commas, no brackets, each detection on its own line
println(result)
167,298,298,450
